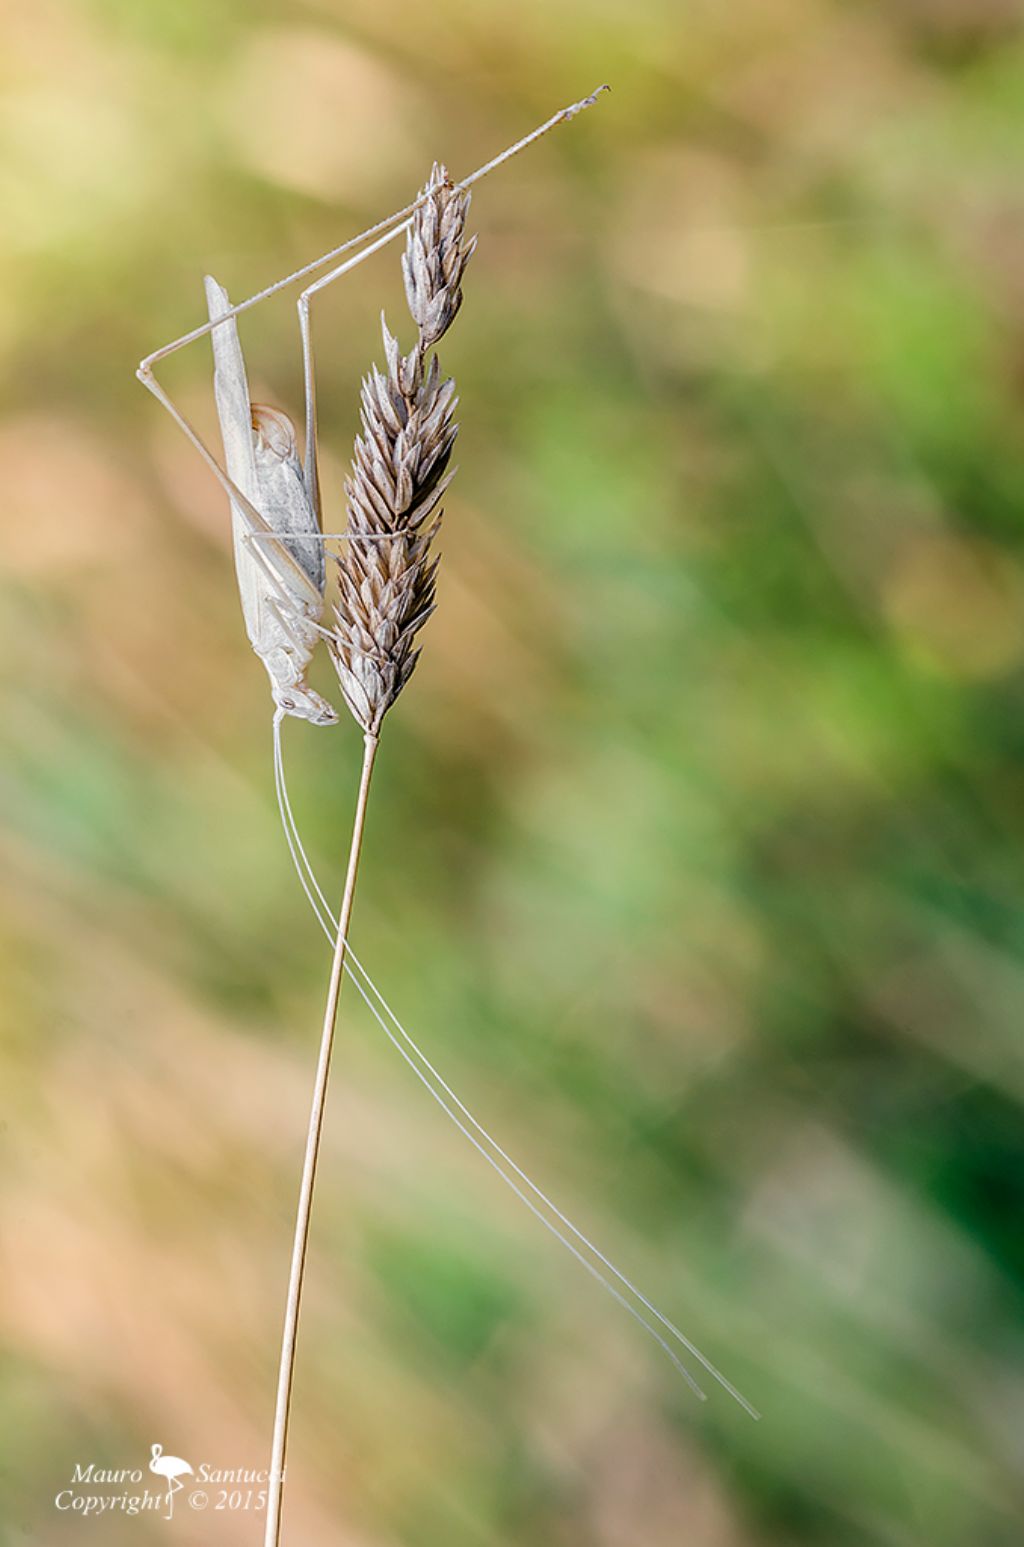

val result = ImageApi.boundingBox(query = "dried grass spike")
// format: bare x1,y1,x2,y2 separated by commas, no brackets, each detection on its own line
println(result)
331,164,474,737
402,162,477,350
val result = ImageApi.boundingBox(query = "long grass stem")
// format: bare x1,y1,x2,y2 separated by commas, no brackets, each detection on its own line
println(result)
264,730,379,1547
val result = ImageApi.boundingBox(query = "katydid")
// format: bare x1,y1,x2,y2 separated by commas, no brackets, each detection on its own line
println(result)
137,84,759,1429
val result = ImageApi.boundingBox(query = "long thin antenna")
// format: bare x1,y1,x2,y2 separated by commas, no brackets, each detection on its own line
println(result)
271,731,705,1397
273,720,760,1419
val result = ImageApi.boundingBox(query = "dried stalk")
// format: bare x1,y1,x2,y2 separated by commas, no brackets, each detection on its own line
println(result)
263,731,376,1547
264,166,474,1547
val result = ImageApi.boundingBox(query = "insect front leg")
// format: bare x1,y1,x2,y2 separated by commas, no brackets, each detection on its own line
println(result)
137,363,322,611
296,221,417,520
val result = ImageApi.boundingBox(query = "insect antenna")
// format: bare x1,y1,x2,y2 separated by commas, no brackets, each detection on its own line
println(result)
272,718,760,1417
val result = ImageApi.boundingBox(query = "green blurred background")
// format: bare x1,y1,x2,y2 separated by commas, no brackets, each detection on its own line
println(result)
3,1,1024,1543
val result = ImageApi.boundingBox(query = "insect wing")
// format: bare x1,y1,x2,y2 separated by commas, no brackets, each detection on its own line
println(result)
205,278,321,653
205,275,271,650
252,409,325,597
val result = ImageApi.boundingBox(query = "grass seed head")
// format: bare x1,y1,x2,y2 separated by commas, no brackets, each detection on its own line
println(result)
330,167,475,736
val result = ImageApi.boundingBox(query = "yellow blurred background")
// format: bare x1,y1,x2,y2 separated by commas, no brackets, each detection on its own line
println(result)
2,1,1024,1543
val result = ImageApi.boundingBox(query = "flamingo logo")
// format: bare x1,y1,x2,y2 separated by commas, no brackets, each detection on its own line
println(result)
148,1443,193,1520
